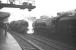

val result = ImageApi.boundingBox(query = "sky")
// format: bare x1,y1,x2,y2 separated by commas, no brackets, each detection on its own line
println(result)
0,0,76,22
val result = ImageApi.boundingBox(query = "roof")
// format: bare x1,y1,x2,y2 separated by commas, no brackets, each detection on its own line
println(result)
0,12,10,21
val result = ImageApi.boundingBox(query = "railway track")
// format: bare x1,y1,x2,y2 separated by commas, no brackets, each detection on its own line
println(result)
10,32,43,50
16,34,58,50
18,33,75,50
9,30,58,50
8,28,76,50
25,34,76,50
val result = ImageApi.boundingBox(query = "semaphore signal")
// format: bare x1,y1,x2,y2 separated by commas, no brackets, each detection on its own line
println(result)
0,0,36,11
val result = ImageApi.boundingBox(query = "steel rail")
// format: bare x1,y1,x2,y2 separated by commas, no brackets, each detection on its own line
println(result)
9,30,44,50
